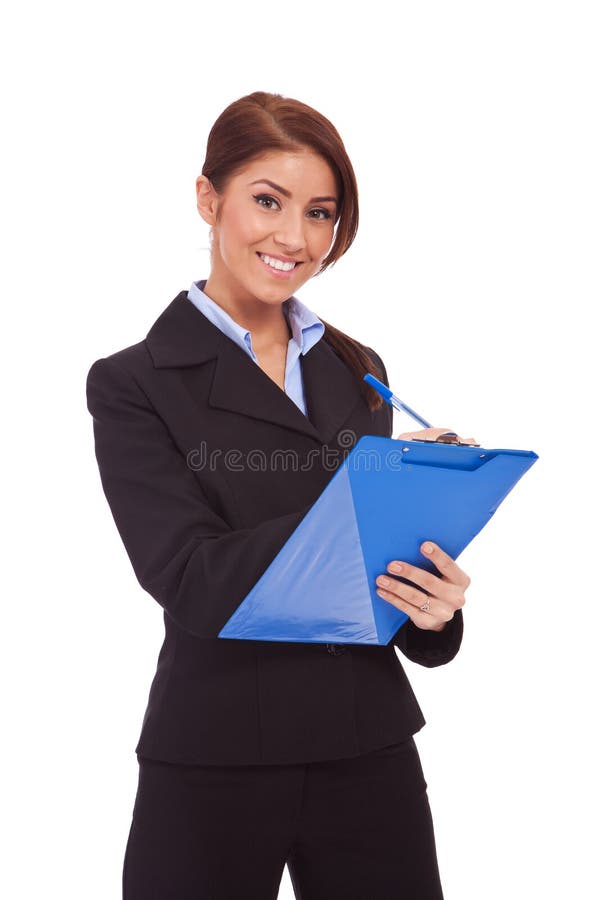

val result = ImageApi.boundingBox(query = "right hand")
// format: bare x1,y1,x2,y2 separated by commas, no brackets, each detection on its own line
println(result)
394,427,478,445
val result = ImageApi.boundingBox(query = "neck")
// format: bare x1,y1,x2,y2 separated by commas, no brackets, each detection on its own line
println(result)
202,276,292,347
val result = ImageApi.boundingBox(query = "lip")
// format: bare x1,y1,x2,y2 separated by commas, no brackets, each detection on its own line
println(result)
257,251,302,264
256,252,303,280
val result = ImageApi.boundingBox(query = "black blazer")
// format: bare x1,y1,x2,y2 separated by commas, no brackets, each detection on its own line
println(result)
86,290,464,765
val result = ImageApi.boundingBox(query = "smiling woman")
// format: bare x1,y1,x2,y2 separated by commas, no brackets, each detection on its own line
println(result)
192,91,389,415
86,90,467,900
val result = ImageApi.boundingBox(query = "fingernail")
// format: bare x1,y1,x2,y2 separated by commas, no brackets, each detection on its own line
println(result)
377,576,390,587
423,543,434,554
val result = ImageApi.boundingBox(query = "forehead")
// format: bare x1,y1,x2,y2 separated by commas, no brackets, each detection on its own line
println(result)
231,151,338,196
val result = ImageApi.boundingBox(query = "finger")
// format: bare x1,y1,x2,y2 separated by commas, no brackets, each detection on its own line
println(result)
375,586,451,631
420,541,471,590
383,561,456,604
376,574,441,610
395,427,455,441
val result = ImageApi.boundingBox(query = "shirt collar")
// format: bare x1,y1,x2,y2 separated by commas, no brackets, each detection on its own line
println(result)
188,279,325,356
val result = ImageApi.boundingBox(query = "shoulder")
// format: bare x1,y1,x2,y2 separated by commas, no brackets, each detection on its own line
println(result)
86,289,192,387
365,347,388,385
347,334,389,386
319,318,388,381
87,339,150,381
85,340,155,413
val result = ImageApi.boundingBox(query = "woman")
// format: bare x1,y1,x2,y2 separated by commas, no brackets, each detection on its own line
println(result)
86,91,470,900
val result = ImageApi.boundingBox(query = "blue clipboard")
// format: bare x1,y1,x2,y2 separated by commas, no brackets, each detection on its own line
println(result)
218,435,538,645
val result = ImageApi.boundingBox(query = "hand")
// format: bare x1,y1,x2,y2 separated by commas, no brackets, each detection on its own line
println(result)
375,541,470,632
395,427,478,445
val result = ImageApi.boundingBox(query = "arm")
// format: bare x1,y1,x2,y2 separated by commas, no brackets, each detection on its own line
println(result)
392,605,464,668
366,347,465,668
86,356,311,639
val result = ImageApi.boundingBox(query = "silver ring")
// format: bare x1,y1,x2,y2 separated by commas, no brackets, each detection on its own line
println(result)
419,598,431,612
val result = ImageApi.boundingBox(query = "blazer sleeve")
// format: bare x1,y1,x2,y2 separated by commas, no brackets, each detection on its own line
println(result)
86,356,312,639
365,347,464,668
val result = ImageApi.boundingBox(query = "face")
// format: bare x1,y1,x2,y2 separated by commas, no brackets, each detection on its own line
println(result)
196,151,339,308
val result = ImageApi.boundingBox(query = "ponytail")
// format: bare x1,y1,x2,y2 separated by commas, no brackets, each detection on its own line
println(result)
320,318,385,413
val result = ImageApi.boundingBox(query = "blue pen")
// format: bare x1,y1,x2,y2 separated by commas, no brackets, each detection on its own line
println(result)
363,373,432,429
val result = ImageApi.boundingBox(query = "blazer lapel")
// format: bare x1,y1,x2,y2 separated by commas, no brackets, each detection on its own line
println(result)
146,291,362,445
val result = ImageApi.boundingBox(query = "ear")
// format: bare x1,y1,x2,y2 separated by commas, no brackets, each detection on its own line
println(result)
196,175,220,226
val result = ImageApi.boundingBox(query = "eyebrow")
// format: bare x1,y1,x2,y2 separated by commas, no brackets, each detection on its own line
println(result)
249,179,337,205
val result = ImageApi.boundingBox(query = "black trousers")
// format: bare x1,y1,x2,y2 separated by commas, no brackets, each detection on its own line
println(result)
123,736,445,900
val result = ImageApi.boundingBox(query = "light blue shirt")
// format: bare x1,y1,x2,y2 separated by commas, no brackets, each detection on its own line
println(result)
187,279,325,415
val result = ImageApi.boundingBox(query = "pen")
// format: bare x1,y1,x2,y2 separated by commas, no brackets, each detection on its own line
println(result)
363,373,432,429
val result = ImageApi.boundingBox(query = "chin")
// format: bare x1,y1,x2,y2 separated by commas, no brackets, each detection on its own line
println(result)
248,280,296,303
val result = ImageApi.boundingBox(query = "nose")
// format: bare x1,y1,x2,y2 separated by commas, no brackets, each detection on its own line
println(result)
272,210,307,254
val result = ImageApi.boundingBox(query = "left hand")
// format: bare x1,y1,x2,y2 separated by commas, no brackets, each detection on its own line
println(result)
375,541,470,632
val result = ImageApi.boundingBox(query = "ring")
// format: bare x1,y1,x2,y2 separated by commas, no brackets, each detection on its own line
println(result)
419,598,431,612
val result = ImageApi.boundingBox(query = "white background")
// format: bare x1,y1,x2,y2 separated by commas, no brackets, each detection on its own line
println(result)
2,1,598,897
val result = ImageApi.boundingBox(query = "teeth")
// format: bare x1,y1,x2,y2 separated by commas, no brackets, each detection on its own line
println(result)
259,253,296,272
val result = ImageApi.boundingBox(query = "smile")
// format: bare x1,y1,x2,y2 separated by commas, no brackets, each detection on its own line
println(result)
257,252,301,274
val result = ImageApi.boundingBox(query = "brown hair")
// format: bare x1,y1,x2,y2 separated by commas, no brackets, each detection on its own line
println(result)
201,91,385,413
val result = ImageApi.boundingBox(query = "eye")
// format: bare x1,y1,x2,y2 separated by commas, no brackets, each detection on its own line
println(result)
308,208,333,221
253,193,280,210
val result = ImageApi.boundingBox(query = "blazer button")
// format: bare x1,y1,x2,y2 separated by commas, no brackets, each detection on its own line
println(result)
326,643,346,656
